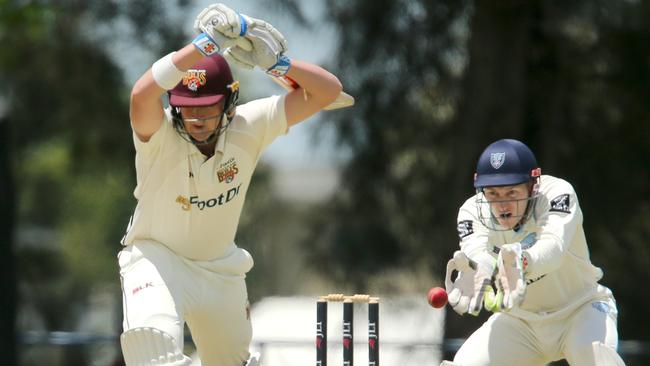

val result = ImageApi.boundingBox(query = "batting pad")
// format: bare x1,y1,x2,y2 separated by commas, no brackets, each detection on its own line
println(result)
120,327,192,366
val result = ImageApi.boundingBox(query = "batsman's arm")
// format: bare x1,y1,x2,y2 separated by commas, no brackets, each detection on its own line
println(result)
282,60,342,127
130,44,203,142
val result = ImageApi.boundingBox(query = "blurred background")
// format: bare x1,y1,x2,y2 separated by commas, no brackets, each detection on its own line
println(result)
1,0,648,365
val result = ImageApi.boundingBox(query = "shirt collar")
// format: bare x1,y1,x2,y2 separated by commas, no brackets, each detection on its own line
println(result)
215,127,226,154
186,128,227,157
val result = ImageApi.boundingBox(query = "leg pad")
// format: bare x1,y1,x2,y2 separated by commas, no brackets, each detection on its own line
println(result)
120,327,192,366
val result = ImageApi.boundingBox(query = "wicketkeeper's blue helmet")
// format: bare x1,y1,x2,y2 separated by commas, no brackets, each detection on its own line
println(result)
474,139,541,189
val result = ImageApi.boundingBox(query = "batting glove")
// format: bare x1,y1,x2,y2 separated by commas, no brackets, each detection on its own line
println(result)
224,18,290,76
193,3,249,55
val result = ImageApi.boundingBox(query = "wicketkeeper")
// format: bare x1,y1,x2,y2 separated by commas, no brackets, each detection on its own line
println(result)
117,3,343,365
442,139,623,366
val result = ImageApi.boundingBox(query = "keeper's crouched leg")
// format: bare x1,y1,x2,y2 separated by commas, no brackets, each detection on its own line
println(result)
590,341,625,366
566,341,625,366
120,327,192,366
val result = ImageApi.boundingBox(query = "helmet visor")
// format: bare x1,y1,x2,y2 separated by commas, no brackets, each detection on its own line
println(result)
475,190,539,231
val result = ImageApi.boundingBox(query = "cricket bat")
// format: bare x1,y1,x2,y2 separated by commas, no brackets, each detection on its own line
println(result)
231,37,354,110
269,74,355,110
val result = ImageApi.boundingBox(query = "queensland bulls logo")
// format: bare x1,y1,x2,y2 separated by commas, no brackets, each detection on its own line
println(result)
217,159,239,183
183,69,207,92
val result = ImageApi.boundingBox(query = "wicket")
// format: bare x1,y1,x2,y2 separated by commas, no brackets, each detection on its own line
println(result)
316,294,380,366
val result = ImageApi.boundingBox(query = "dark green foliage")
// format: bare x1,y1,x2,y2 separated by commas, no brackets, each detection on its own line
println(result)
2,0,649,364
0,1,192,363
306,0,471,285
312,0,650,348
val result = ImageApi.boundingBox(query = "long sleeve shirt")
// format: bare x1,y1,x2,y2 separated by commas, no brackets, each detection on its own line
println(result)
457,175,612,321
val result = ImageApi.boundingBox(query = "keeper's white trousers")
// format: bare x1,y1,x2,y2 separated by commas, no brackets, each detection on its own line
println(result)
453,297,619,366
119,241,252,366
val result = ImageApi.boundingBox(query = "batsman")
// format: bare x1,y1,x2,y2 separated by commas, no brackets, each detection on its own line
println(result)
117,3,344,365
441,139,623,366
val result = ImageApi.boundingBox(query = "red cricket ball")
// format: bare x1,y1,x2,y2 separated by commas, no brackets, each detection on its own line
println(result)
427,287,448,309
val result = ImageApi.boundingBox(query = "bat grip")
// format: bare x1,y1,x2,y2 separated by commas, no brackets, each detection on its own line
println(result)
280,75,300,89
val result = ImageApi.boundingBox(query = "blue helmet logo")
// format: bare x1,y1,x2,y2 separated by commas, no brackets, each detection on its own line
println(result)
490,152,506,169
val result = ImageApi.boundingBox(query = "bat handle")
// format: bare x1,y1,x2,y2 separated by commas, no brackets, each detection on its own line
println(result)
279,75,300,89
283,75,307,100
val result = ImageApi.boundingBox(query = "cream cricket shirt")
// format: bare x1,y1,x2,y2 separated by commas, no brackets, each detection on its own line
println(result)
457,175,612,321
122,95,287,270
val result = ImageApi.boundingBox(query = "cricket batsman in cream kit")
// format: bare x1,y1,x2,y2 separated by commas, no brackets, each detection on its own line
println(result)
443,139,624,366
117,3,344,365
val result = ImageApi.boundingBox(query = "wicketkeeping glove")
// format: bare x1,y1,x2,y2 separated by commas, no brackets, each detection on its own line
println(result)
495,243,527,310
445,251,496,316
469,252,497,315
445,251,475,315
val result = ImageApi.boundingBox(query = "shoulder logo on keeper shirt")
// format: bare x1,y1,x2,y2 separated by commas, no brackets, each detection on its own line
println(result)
457,220,474,239
550,194,571,214
592,301,611,315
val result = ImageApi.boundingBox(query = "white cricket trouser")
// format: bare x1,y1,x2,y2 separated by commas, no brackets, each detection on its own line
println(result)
453,297,619,366
119,241,252,366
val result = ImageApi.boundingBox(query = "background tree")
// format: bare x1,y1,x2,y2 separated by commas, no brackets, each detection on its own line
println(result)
0,114,17,366
0,0,192,363
314,0,649,363
307,0,471,287
1,0,302,363
2,0,649,364
1,3,49,363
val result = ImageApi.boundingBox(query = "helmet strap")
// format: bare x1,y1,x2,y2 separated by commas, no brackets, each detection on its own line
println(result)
171,108,228,147
520,177,541,226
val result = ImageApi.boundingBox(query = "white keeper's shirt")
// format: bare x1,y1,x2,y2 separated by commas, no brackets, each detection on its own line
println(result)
457,175,612,321
122,95,287,266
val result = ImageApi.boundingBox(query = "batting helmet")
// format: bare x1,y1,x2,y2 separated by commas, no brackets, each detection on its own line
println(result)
168,54,240,145
168,53,238,109
474,139,541,189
